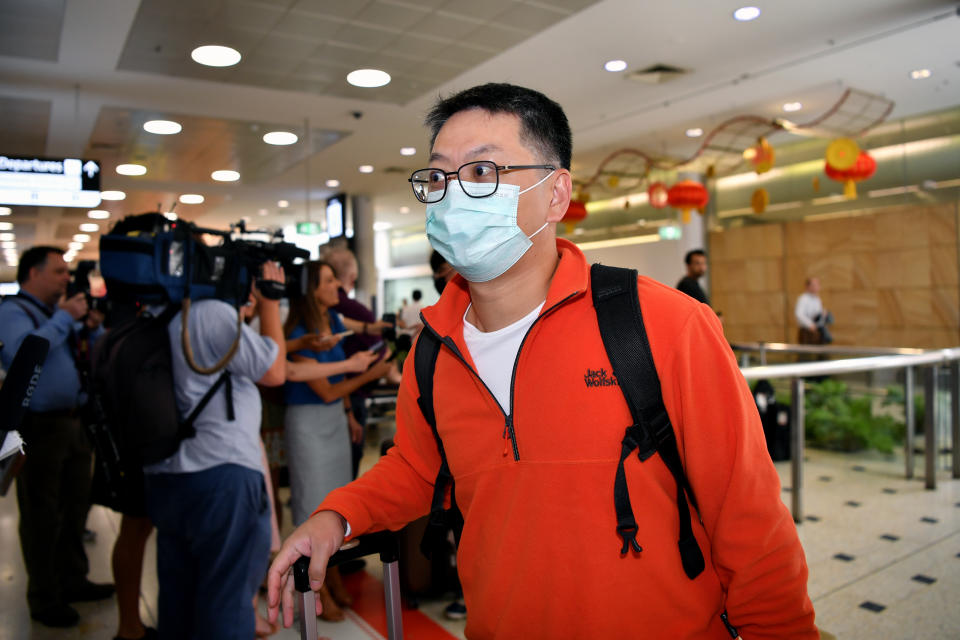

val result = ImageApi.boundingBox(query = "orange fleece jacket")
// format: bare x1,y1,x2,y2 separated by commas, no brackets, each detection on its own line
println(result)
318,239,817,639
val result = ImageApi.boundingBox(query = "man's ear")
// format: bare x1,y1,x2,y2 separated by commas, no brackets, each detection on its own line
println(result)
545,170,573,223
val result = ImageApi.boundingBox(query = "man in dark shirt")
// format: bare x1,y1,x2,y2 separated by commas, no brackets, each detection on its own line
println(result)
676,248,710,305
325,246,388,478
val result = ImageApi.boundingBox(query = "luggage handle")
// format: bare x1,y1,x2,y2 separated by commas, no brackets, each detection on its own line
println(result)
294,531,403,640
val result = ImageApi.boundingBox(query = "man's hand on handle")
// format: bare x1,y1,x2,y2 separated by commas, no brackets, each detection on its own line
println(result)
267,510,347,628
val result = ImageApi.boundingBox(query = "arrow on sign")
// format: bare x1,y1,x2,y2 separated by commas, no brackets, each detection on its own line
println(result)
83,161,99,179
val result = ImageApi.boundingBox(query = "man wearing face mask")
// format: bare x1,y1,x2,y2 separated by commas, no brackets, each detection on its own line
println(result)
268,84,817,639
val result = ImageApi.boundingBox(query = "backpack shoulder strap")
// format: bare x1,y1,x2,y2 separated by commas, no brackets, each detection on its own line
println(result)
413,328,464,556
590,263,705,580
158,304,235,432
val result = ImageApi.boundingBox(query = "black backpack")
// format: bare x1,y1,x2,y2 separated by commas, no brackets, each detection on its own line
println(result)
413,264,706,581
89,305,233,491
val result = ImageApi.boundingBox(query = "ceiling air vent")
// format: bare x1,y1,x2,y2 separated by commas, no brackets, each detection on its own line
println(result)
382,166,410,174
627,64,689,85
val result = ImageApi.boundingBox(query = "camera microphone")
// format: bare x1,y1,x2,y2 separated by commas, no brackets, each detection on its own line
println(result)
0,334,51,438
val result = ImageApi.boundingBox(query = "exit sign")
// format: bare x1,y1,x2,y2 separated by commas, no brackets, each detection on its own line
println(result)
659,225,682,240
296,221,321,234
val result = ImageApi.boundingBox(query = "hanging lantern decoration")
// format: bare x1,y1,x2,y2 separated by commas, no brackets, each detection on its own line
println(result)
648,181,669,208
607,175,620,189
667,180,709,224
562,199,588,234
825,137,860,171
744,137,775,174
824,150,876,199
751,188,770,214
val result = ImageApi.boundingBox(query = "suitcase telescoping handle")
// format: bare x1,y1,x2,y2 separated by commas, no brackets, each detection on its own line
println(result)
294,530,403,640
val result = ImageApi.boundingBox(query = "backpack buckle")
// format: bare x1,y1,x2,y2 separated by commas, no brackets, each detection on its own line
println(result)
623,424,656,461
616,523,642,554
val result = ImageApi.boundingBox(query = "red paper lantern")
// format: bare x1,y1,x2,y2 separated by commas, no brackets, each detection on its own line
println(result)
562,199,588,233
825,150,876,199
667,180,709,223
647,182,669,208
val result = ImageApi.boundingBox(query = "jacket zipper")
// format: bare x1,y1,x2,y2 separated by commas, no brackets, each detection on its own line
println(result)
425,290,580,462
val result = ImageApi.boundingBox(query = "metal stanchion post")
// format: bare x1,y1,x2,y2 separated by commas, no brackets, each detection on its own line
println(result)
905,366,915,479
790,377,805,523
924,366,938,490
760,345,768,366
952,361,960,479
741,352,750,368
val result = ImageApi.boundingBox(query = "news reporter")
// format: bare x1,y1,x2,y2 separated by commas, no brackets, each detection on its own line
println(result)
282,260,389,620
0,246,112,628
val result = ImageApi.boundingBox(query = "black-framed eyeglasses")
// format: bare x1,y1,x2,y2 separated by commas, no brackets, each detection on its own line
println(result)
408,160,555,204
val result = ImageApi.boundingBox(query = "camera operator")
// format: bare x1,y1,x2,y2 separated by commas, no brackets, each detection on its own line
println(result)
0,246,113,628
142,261,287,639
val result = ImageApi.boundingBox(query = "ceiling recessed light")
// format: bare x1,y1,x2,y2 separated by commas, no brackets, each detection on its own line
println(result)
179,194,205,204
604,59,628,72
263,131,298,145
346,69,391,88
100,190,126,201
73,234,91,242
0,222,12,231
0,233,15,241
400,206,410,214
372,221,392,231
144,119,182,135
2,241,16,249
685,127,704,138
62,254,74,262
116,163,147,176
88,210,110,219
782,102,803,112
0,207,11,215
68,241,84,250
358,165,374,174
326,179,340,188
278,200,289,208
400,147,417,156
733,6,760,21
79,223,99,232
258,208,269,216
164,212,178,220
910,68,932,79
211,170,240,182
191,45,241,67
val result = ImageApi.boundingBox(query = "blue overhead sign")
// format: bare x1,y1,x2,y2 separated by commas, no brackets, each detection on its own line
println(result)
0,155,102,207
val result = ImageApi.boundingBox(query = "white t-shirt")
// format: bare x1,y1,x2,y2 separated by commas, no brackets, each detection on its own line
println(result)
399,302,422,335
462,301,544,414
795,292,823,330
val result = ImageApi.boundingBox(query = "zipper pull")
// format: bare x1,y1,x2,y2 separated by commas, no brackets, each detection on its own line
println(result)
502,417,511,457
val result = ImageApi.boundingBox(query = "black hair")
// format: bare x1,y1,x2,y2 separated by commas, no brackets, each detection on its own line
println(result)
412,289,422,302
429,250,448,275
425,83,572,170
684,249,706,265
17,246,64,284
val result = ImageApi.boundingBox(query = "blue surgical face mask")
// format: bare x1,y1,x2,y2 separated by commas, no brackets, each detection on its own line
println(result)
425,171,554,283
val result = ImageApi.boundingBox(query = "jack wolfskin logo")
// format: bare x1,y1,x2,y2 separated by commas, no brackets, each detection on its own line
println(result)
584,368,618,387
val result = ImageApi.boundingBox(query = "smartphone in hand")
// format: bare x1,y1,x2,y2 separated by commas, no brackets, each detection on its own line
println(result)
368,340,386,353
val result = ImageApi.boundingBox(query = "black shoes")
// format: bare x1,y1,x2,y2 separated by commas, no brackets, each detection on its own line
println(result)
30,603,80,627
65,579,116,603
114,626,159,640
